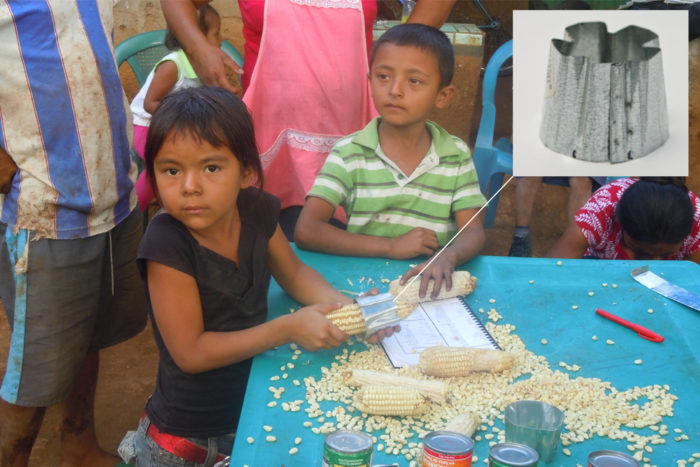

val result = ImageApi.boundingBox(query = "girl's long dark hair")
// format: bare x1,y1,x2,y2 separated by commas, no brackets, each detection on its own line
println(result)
616,177,693,244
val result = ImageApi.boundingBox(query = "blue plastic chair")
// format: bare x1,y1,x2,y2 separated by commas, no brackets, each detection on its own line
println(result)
472,40,513,229
114,29,244,87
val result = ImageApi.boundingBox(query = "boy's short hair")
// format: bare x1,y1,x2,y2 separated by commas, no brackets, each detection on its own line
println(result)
370,23,455,88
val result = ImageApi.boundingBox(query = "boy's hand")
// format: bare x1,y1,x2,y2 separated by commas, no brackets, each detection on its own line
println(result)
389,227,439,259
289,303,349,351
401,251,458,300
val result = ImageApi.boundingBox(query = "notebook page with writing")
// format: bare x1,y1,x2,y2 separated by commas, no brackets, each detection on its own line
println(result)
380,297,499,368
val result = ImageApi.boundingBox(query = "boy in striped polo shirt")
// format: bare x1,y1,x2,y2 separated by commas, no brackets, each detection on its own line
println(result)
295,23,486,298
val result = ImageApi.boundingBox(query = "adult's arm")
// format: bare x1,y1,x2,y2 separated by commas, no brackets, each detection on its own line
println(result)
546,221,588,259
160,0,242,93
0,145,18,194
406,0,458,28
295,196,439,259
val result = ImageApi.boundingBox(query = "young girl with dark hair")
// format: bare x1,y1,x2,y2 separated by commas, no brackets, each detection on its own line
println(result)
118,87,392,466
547,178,700,264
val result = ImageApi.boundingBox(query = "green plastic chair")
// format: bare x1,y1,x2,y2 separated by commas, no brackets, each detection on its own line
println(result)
114,29,244,87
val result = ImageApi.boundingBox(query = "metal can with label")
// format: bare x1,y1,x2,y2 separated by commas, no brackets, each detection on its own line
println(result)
587,450,640,467
422,430,474,467
488,443,539,467
323,430,373,467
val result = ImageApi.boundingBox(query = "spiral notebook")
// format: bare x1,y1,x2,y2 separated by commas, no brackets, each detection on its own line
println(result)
380,296,500,368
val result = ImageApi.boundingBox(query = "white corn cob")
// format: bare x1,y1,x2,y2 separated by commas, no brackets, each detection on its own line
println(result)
389,271,477,302
353,385,427,416
444,413,480,437
326,301,417,336
345,369,449,404
419,346,515,377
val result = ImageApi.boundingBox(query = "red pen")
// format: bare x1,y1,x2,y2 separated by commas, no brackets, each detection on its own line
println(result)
595,308,664,343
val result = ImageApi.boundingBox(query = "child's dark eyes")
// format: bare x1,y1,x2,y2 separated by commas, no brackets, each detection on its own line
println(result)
164,168,179,176
204,165,220,173
409,78,423,85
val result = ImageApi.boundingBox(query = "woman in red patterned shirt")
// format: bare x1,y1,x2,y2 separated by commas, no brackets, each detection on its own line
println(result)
547,178,700,265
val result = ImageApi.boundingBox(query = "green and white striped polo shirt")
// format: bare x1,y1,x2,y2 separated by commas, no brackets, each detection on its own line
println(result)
307,118,486,246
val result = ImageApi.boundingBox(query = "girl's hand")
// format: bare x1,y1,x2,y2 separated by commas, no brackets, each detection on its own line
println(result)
400,251,458,300
289,303,349,351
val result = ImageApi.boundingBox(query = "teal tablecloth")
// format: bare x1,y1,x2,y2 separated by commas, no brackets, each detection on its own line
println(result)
231,252,700,466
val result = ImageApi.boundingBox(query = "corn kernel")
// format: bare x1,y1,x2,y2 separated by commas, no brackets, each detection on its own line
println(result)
541,338,548,345
263,425,273,432
289,447,298,455
556,261,562,266
606,339,615,345
266,435,276,442
246,437,254,444
634,359,643,365
647,309,654,314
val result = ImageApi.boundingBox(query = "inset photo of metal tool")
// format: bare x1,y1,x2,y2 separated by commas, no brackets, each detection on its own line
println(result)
513,11,688,177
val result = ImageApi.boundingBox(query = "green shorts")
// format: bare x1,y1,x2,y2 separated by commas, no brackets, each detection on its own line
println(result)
0,209,147,406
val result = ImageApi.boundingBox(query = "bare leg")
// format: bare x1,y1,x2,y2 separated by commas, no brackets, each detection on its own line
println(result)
0,401,45,467
514,177,543,227
59,352,117,467
510,177,542,256
566,177,593,223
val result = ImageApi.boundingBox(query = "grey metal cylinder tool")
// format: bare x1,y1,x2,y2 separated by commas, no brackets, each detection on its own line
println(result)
540,22,668,163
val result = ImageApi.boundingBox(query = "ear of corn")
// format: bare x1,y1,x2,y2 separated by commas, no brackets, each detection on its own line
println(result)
326,301,417,336
444,413,480,437
419,346,515,377
344,369,449,404
353,385,427,416
389,271,477,303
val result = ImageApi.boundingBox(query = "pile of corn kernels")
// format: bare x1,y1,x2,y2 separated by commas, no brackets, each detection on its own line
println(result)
299,318,689,467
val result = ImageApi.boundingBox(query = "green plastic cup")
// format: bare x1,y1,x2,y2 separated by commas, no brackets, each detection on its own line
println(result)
504,400,564,464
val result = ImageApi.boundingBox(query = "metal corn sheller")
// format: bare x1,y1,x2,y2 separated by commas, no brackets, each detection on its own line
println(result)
356,292,402,336
540,22,668,163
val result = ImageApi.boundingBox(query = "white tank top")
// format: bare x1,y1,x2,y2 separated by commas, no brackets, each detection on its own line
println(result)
130,49,201,127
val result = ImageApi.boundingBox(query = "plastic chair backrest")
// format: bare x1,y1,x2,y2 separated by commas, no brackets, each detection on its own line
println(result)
115,30,243,87
474,39,513,193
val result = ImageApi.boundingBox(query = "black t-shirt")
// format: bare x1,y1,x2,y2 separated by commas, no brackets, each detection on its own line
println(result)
137,188,280,437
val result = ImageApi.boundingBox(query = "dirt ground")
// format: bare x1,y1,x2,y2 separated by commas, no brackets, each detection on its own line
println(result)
2,2,699,465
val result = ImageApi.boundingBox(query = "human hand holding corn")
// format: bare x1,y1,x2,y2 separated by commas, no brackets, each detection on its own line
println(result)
390,270,477,302
286,303,349,351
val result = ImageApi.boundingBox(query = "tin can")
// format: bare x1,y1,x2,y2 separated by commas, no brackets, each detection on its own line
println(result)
488,443,539,467
587,450,640,467
323,430,373,467
422,430,474,467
